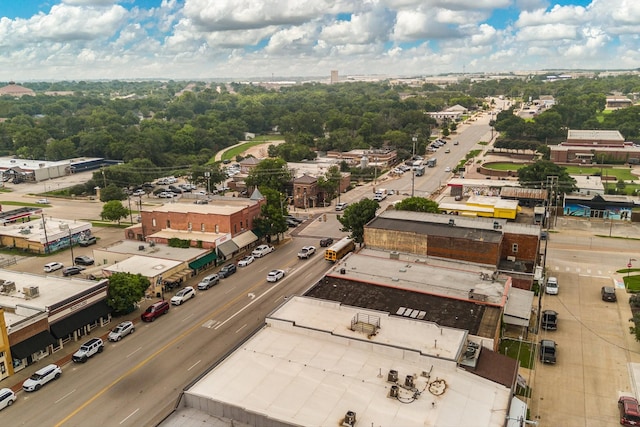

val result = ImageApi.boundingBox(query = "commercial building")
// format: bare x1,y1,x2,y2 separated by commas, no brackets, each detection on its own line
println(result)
0,216,92,254
549,129,640,164
0,271,110,379
163,296,520,427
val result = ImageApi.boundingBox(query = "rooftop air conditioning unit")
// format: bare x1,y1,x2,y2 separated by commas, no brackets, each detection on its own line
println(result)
23,286,39,299
342,411,356,427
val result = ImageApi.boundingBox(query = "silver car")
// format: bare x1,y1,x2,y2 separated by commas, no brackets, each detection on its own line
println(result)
108,321,135,342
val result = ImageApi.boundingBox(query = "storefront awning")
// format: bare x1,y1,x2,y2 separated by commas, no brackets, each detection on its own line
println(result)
163,269,193,283
188,252,217,270
232,231,258,249
217,240,239,258
50,300,112,339
11,330,57,360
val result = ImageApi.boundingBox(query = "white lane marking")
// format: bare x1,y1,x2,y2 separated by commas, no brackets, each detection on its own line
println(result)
248,293,255,299
187,360,201,371
235,324,247,334
181,313,194,322
120,408,139,425
55,389,76,404
126,347,142,358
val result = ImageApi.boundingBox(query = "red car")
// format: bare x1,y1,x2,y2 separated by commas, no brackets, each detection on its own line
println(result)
619,395,640,426
141,301,170,322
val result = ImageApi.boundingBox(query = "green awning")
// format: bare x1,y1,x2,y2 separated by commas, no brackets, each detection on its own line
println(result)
189,252,217,270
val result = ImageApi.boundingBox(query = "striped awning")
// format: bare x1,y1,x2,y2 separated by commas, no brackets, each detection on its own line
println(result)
232,231,258,249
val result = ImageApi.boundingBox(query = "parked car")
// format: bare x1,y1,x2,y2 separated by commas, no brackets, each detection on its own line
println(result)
541,310,558,330
0,388,16,411
545,277,559,295
72,338,104,363
43,262,63,273
74,255,95,266
618,395,640,427
267,269,285,282
252,244,274,258
141,300,170,322
171,286,196,305
320,237,334,247
335,202,348,211
453,140,459,145
601,286,617,302
132,189,145,196
197,274,219,290
444,166,451,172
297,246,316,259
539,339,557,364
22,364,62,392
218,263,237,278
78,236,97,247
285,215,304,224
286,218,300,228
62,266,85,277
237,255,255,267
108,321,135,342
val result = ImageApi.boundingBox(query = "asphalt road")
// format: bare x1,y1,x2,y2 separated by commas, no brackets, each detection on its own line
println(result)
3,234,336,427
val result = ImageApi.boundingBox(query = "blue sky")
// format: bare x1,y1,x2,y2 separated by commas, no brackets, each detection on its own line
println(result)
0,0,636,81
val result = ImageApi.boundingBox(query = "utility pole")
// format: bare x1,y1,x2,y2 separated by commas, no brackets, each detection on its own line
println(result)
68,226,75,265
42,215,50,254
127,196,133,224
411,136,417,197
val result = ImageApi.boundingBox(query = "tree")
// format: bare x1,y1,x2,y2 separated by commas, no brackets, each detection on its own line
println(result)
316,165,342,203
338,198,379,245
101,200,129,224
99,183,127,202
517,160,577,194
394,197,440,213
106,272,150,314
245,158,291,192
251,188,288,240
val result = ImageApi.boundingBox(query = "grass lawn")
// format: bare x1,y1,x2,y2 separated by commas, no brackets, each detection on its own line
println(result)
1,200,51,207
500,338,535,369
220,136,285,161
565,166,636,181
621,271,640,292
483,162,527,171
596,109,613,123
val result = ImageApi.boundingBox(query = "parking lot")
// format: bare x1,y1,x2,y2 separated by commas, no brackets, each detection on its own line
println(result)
529,219,640,426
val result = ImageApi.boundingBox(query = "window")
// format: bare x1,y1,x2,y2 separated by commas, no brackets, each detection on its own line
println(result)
234,224,237,233
215,224,219,233
188,222,192,230
512,243,518,253
166,220,171,228
152,218,156,227
201,223,205,232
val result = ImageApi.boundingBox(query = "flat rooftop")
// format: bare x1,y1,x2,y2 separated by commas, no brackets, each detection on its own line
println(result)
328,249,508,305
175,297,510,427
0,157,69,170
144,197,259,215
102,255,183,277
1,217,92,243
0,270,106,327
102,240,210,262
146,229,226,243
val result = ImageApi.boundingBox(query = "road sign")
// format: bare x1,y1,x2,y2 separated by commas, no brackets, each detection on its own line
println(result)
628,263,633,268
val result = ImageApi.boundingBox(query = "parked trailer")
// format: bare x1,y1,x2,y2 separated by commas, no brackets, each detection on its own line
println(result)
324,237,355,262
415,165,426,176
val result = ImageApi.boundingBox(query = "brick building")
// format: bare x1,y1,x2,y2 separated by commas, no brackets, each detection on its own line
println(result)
364,211,541,289
549,129,640,164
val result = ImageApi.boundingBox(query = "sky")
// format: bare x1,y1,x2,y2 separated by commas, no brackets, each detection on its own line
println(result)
0,0,638,81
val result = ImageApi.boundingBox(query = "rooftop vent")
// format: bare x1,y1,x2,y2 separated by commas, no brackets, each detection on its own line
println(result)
387,369,398,383
405,375,415,388
389,251,400,260
448,218,455,226
342,411,356,427
23,286,39,299
389,385,399,398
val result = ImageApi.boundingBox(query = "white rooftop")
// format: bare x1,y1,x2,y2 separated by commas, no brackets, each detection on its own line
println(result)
102,240,210,262
2,217,91,244
102,255,182,277
0,270,107,327
0,157,69,170
144,198,260,215
178,297,510,427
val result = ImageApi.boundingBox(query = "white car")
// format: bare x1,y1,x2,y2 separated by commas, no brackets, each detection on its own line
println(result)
132,189,145,196
444,167,451,172
108,321,135,342
252,244,274,258
335,202,348,211
36,198,50,204
297,246,316,259
171,286,196,305
267,269,285,282
22,364,62,392
545,277,559,295
43,262,64,273
0,388,16,411
237,255,255,267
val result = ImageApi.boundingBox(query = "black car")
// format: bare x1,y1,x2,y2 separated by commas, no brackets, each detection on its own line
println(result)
63,266,85,277
601,286,617,302
74,256,95,266
541,310,558,330
320,237,334,247
218,264,237,278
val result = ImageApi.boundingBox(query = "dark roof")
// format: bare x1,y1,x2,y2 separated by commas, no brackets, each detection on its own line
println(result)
304,277,500,336
462,347,518,389
50,300,111,339
294,174,317,184
11,330,56,360
366,217,503,243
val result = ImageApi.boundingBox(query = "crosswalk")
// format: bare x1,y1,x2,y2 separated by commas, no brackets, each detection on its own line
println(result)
201,319,222,329
548,265,613,276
